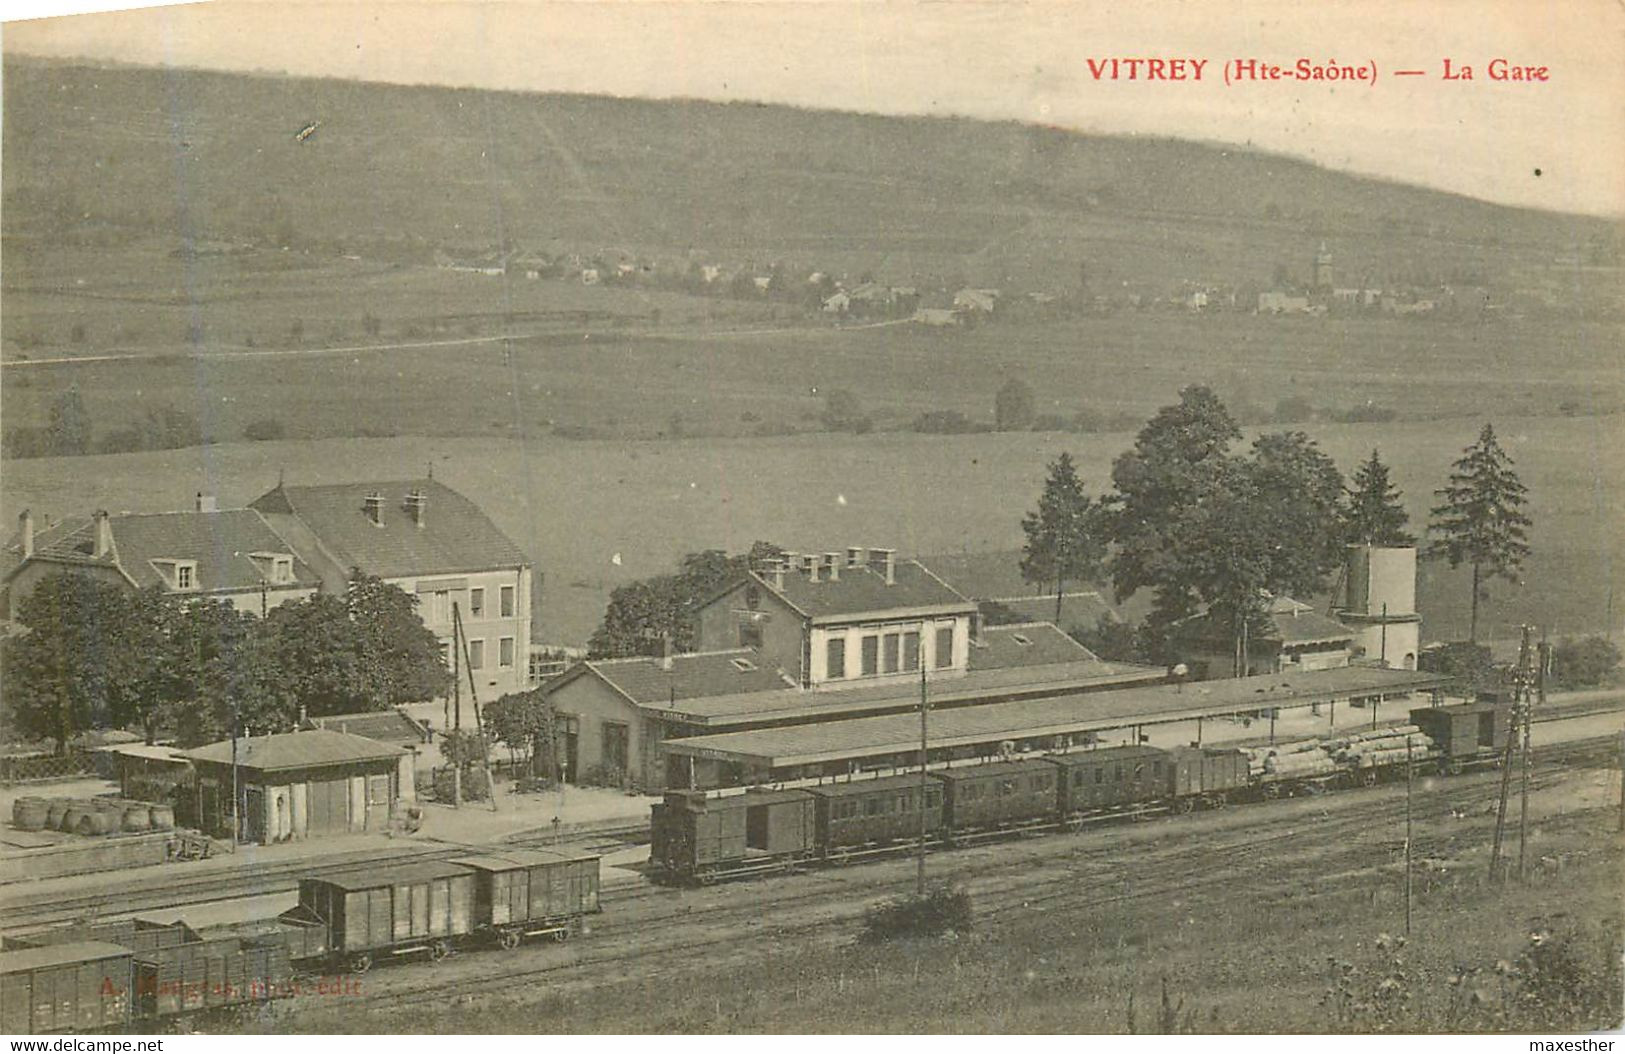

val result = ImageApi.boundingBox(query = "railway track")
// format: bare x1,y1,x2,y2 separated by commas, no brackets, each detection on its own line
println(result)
0,823,645,934
321,732,1623,1018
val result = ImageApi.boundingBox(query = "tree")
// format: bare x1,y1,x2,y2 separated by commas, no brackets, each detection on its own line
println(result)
1106,385,1242,636
1550,636,1621,689
1344,448,1416,547
1020,452,1106,622
821,389,872,434
2,574,136,752
995,378,1037,432
46,386,92,456
588,543,781,658
345,570,453,707
484,688,557,779
1426,423,1533,641
1246,431,1347,598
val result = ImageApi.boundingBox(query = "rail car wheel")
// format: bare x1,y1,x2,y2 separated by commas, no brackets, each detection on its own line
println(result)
498,930,521,951
1361,769,1379,787
1448,759,1465,776
1208,793,1229,810
1173,797,1195,815
427,939,451,963
348,953,372,975
552,928,570,943
1262,783,1281,800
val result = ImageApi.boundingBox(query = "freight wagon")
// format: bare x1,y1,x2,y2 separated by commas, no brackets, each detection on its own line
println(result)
0,942,133,1034
287,861,477,973
453,848,602,948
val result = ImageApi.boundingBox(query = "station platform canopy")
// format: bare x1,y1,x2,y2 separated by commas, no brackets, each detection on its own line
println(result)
661,666,1449,769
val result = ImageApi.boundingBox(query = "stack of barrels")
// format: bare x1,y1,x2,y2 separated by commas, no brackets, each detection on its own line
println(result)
11,796,176,836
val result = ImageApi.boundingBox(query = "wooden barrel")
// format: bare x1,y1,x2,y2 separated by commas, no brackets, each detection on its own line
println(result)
149,804,176,831
45,799,71,829
78,810,115,836
60,805,88,833
12,798,48,831
121,804,152,832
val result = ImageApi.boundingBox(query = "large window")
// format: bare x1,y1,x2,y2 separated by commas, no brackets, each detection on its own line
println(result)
468,638,485,670
882,633,900,674
902,631,920,671
498,637,515,668
827,638,846,679
500,585,515,618
935,625,955,668
861,636,879,676
470,588,485,618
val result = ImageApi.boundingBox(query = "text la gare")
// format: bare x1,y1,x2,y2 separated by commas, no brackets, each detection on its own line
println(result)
1443,58,1549,81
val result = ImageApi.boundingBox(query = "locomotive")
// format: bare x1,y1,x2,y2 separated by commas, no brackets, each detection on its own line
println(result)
650,700,1511,884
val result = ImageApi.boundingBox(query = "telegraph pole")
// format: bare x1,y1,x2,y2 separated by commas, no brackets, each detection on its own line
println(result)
1519,633,1546,881
1404,733,1414,935
451,605,463,809
917,654,929,897
1490,625,1533,883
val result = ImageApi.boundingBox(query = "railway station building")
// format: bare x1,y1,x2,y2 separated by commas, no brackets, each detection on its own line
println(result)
660,665,1452,789
544,546,1166,791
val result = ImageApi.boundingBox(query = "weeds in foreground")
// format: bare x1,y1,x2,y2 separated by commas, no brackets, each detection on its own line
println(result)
861,887,974,942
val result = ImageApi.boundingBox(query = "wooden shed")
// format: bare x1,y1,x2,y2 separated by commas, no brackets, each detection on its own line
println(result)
182,730,407,845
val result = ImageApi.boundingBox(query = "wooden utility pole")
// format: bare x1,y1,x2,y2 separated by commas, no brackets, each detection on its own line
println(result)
454,603,500,813
1616,729,1625,835
451,606,462,809
1490,626,1533,883
917,655,929,898
1405,734,1414,935
1519,634,1546,881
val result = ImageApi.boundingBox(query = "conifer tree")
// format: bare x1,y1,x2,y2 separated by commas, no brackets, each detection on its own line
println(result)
1345,448,1416,547
1426,424,1533,641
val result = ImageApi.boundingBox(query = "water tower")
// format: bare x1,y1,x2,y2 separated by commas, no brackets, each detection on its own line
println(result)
1337,545,1421,669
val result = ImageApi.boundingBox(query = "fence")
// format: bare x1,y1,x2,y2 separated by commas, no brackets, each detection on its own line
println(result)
0,752,97,786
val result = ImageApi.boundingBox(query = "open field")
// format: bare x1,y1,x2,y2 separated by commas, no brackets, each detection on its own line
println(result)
3,412,1618,645
4,290,1621,447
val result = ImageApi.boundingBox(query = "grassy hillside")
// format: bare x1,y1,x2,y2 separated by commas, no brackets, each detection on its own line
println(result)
4,57,1620,297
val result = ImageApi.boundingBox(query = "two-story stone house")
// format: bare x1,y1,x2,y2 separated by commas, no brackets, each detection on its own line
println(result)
250,478,533,700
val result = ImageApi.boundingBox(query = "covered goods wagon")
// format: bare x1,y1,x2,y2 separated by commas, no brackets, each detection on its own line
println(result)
0,941,134,1033
452,848,601,948
290,861,475,971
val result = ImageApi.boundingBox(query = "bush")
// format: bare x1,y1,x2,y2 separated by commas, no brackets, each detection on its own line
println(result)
431,764,491,802
1418,641,1497,694
243,418,287,442
861,886,973,942
1550,636,1621,688
1333,402,1399,423
911,409,983,434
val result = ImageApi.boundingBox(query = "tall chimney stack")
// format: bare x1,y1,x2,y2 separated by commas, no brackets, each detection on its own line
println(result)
363,492,385,527
405,488,428,528
846,546,865,569
767,558,786,591
92,510,112,559
824,552,841,582
869,547,896,585
18,510,33,560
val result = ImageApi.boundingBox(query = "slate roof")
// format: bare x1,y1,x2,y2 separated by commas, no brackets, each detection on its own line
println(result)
2,510,317,594
580,649,794,706
250,479,528,578
611,655,1163,728
662,667,1453,767
182,729,405,771
971,623,1100,670
304,710,433,748
759,560,973,621
1179,596,1354,647
917,550,1125,628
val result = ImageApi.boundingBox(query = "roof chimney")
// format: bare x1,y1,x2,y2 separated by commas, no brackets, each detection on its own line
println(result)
92,510,112,559
404,488,427,528
846,546,865,569
195,492,217,513
824,552,841,582
869,547,896,585
767,558,786,591
18,510,33,559
363,492,385,527
804,553,820,583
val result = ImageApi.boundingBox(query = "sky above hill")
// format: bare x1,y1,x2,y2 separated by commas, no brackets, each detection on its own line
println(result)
4,0,1623,218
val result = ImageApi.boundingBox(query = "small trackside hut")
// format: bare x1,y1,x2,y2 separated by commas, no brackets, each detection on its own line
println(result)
287,861,476,973
452,848,602,949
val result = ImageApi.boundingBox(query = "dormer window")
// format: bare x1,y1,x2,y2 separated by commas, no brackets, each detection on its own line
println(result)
152,559,198,592
249,552,297,585
1011,633,1032,646
730,658,758,672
